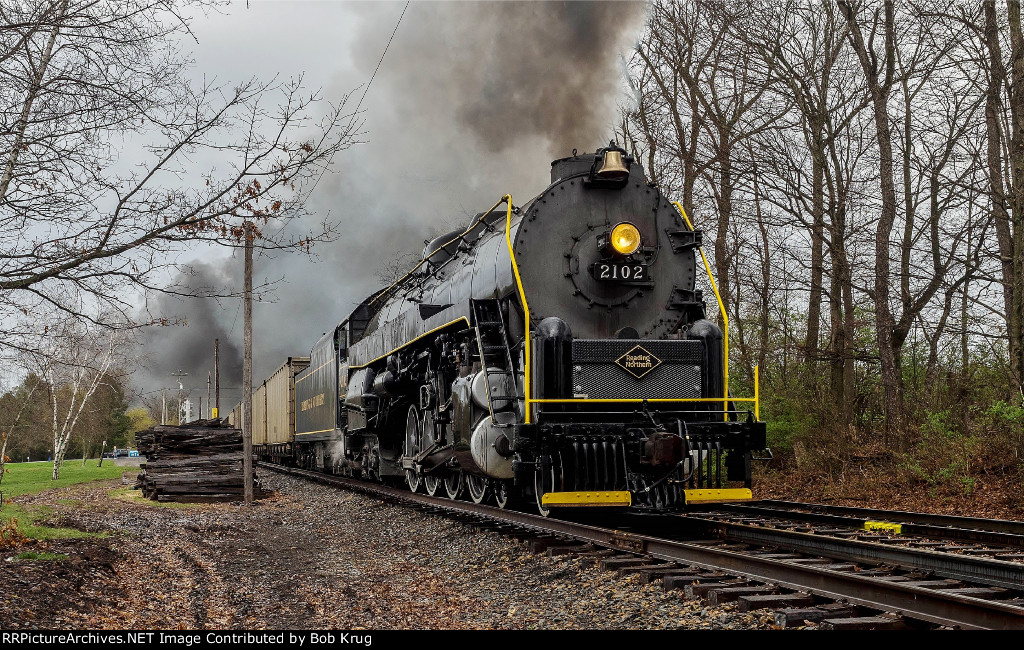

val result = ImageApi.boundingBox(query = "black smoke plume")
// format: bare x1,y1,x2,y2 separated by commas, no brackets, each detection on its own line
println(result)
132,2,647,410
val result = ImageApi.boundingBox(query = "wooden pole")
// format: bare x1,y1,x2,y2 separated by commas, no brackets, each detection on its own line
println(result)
215,338,221,418
207,371,211,420
243,220,254,504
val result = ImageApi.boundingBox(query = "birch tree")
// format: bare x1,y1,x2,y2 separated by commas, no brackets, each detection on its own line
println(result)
32,319,126,480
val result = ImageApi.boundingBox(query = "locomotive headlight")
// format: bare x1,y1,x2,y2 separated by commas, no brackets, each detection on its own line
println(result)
610,222,641,255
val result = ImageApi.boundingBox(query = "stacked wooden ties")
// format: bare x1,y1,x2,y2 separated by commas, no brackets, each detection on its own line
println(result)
135,419,265,502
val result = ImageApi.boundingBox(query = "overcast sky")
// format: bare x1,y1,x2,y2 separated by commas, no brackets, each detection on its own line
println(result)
136,0,647,413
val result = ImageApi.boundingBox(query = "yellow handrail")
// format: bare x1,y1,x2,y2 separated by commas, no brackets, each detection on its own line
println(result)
673,203,729,421
754,365,760,422
504,196,532,423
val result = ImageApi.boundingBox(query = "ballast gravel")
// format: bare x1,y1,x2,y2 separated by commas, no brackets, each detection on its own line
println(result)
4,472,780,630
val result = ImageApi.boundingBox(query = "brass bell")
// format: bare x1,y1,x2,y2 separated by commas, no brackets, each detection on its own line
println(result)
596,150,629,179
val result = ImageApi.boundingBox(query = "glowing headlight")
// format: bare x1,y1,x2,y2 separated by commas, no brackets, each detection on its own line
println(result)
610,222,641,255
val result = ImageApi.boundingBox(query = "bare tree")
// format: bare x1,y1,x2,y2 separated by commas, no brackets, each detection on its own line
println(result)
837,0,907,441
0,0,360,360
0,373,39,487
27,316,129,480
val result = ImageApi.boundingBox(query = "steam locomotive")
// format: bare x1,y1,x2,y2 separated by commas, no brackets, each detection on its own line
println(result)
237,144,767,515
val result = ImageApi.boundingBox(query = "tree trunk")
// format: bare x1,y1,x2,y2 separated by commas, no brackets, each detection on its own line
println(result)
985,1,1022,395
714,133,734,326
840,0,904,444
1008,0,1024,395
0,432,9,489
0,10,61,202
806,128,825,362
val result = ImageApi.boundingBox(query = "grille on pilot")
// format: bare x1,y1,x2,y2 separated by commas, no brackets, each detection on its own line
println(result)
570,339,703,400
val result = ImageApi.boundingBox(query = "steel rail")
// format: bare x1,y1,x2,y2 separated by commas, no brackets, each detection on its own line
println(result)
680,515,1024,590
715,503,1024,549
259,463,1024,630
757,500,1024,536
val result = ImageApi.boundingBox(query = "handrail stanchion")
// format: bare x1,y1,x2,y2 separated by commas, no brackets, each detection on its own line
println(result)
673,202,729,422
755,365,760,422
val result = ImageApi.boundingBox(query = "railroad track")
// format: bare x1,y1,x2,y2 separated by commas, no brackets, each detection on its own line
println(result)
704,501,1024,550
258,463,1024,630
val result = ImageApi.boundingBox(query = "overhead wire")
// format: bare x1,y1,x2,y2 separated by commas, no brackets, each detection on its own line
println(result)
307,1,410,198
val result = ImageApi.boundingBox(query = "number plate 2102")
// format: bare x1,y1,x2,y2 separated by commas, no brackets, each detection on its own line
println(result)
592,262,648,282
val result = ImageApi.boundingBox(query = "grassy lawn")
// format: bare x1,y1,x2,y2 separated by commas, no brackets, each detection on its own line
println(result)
0,461,127,540
1,461,126,499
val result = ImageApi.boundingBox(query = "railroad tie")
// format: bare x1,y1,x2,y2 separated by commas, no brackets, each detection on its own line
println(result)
774,604,857,628
662,572,726,590
616,563,680,578
546,544,594,557
818,616,909,631
684,579,750,599
599,556,651,571
737,593,814,612
707,585,778,605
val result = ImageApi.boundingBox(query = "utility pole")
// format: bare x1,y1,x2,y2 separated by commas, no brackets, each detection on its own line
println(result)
161,388,167,425
207,371,212,420
242,220,254,504
215,338,220,418
171,370,188,425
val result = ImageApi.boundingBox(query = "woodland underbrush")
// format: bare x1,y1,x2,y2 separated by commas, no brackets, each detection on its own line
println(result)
753,364,1024,517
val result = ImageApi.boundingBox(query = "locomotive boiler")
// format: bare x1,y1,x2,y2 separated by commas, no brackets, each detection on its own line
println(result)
274,143,766,514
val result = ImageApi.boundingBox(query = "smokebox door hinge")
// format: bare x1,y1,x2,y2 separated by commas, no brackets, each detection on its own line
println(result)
666,229,703,253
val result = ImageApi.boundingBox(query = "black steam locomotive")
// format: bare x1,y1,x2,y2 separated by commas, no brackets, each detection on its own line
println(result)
264,144,766,514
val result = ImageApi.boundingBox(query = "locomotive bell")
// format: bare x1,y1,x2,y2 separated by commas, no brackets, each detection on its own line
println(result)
595,149,629,180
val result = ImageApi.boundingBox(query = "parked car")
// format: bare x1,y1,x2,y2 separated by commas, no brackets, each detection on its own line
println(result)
103,448,138,459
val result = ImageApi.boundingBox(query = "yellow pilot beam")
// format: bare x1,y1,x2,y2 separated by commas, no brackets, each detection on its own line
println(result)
541,491,633,507
683,488,753,504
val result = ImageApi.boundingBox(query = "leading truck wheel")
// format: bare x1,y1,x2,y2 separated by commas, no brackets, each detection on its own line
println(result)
404,405,422,493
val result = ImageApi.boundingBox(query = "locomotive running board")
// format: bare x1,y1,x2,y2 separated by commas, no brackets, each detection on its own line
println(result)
541,491,632,508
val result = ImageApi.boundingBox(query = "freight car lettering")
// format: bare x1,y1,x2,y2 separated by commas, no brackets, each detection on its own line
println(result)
301,393,325,411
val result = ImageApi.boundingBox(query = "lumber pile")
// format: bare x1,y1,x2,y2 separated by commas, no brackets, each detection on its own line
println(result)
135,419,266,503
